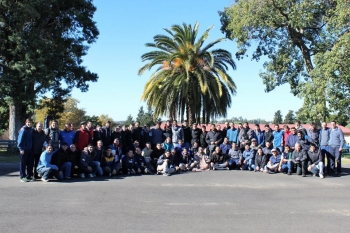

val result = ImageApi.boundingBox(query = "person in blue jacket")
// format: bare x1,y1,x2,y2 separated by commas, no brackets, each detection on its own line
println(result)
37,145,59,182
17,118,34,182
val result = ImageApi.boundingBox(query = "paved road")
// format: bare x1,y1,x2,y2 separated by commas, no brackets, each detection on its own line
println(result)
1,163,349,233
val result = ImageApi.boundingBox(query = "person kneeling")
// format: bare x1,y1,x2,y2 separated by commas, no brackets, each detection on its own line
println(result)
157,150,176,176
102,147,120,177
210,147,230,170
36,145,59,182
240,144,255,171
307,144,324,179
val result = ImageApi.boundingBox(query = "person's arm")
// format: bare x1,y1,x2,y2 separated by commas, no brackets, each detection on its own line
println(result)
17,128,24,152
300,151,307,162
339,130,345,150
80,152,88,168
313,151,321,165
205,132,211,145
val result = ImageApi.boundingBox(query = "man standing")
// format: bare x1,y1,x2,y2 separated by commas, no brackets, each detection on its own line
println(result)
17,118,34,182
102,121,112,148
319,122,331,174
151,123,163,149
226,122,239,145
329,121,344,176
263,124,274,144
172,120,184,148
238,122,253,144
283,125,291,149
273,124,284,152
190,123,202,146
132,121,144,148
253,124,265,147
182,120,192,149
32,122,47,179
199,125,208,149
307,122,319,146
205,124,223,155
287,127,299,150
45,120,60,150
74,121,91,152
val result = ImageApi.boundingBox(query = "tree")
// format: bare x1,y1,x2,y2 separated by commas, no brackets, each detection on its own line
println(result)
219,0,350,122
0,0,99,139
283,110,296,124
273,110,283,124
136,106,158,126
124,114,134,126
139,22,237,125
98,114,115,128
85,115,102,126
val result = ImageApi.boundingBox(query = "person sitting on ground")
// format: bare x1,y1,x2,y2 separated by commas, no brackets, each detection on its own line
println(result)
157,150,176,176
262,141,273,168
51,142,72,180
210,146,230,170
228,142,241,169
265,148,282,174
162,137,173,151
307,144,324,179
93,140,104,176
279,145,293,175
68,144,81,177
219,137,231,155
101,147,117,177
151,143,164,170
178,148,194,171
134,147,152,174
80,145,98,178
254,147,265,172
192,147,210,171
292,143,308,177
122,149,137,175
174,139,186,156
37,145,59,182
190,141,199,156
250,138,259,151
142,142,154,172
241,143,255,171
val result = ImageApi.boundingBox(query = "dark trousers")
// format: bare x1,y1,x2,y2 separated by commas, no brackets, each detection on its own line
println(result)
33,153,41,178
19,150,33,179
320,146,331,174
329,146,342,174
294,161,307,175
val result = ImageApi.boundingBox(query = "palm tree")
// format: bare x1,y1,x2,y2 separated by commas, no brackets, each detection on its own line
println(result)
138,22,236,124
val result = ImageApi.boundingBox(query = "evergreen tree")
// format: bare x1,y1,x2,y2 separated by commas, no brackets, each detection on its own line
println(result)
273,110,283,124
125,115,134,126
283,110,296,124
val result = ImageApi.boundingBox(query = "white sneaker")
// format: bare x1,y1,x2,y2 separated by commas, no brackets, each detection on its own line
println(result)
320,174,324,179
89,173,94,178
81,173,85,178
144,168,149,174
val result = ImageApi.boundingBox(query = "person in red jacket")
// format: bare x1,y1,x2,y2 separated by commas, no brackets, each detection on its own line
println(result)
74,121,91,152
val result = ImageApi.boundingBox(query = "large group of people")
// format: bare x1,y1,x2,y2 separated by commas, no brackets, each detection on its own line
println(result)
16,118,345,182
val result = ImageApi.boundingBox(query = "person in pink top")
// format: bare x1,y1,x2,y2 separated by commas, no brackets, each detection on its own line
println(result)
283,125,292,148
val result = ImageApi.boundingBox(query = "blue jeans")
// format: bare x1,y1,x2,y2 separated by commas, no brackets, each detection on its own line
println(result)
242,159,254,170
37,167,53,180
93,161,103,176
19,150,34,179
229,158,240,167
310,162,324,175
58,162,72,179
280,163,290,172
329,146,342,174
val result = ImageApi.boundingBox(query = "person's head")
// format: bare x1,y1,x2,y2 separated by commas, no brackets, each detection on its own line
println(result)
115,125,120,132
274,124,279,131
264,124,270,131
173,120,177,125
183,120,188,127
223,137,228,144
198,147,203,153
230,122,234,128
135,121,140,127
238,123,243,129
257,147,263,155
88,144,94,152
166,120,171,126
295,120,301,128
171,148,176,155
291,127,297,135
283,125,289,131
330,121,337,129
105,121,111,128
51,120,58,128
243,122,248,128
178,139,183,145
36,122,43,131
134,140,139,146
61,142,68,150
216,125,221,131
211,123,216,131
297,131,303,139
64,123,71,131
193,141,199,148
310,144,316,152
224,122,229,128
135,147,141,154
201,125,206,132
232,142,237,149
128,124,133,130
113,138,119,145
322,122,327,129
145,142,151,149
192,123,197,129
70,144,76,152
284,145,290,153
265,141,271,148
121,125,126,131
70,123,75,130
295,142,301,151
46,144,53,153
87,121,92,129
166,136,171,143
156,143,161,150
245,144,250,151
80,121,87,130
271,148,278,157
127,149,134,157
251,139,257,146
254,124,260,131
97,140,103,148
214,146,221,154
96,124,101,131
310,122,316,130
165,150,171,158
155,122,160,129
106,147,112,155
182,148,188,155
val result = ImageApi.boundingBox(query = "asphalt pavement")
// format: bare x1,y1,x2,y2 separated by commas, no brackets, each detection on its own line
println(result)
1,163,349,233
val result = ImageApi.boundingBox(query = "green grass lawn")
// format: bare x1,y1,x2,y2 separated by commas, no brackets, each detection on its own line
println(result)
0,150,19,163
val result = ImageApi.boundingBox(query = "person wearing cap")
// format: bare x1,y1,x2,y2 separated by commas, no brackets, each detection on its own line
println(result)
74,121,91,152
228,142,242,169
60,123,76,148
292,142,308,177
307,144,324,179
265,148,281,174
240,144,255,171
157,150,176,176
250,138,259,151
279,145,293,175
210,146,230,170
51,142,72,179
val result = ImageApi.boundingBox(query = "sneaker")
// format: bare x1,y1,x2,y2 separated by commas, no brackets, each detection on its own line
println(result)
288,171,292,175
81,173,85,178
27,176,35,182
163,172,171,176
319,174,324,179
41,178,49,182
144,168,149,174
302,174,306,177
313,174,317,177
20,177,28,182
89,173,94,178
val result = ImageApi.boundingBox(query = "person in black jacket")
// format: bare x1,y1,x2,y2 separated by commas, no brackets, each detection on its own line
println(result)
93,124,103,146
162,120,172,142
132,121,144,148
191,123,202,146
307,144,324,179
51,142,72,179
122,149,138,175
32,122,47,179
157,150,176,176
264,124,274,144
101,121,112,148
68,144,81,176
111,126,123,146
178,148,194,171
134,147,153,174
182,120,192,149
205,124,223,155
199,125,208,149
210,147,230,170
292,143,308,177
122,125,133,154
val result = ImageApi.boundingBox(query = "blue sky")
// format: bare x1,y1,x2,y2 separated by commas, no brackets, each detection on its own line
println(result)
71,0,303,122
